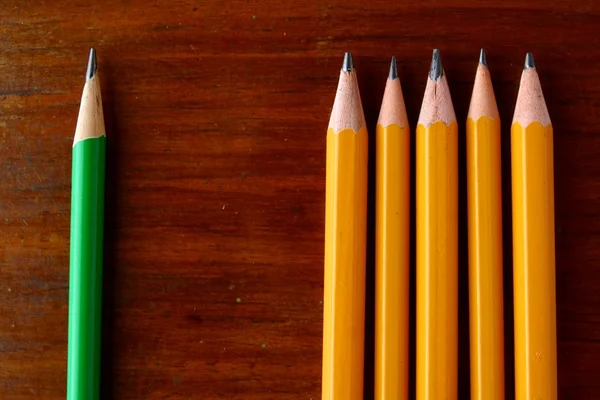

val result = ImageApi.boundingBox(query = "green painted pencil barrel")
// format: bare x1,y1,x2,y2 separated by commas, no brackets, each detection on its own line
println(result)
67,136,106,400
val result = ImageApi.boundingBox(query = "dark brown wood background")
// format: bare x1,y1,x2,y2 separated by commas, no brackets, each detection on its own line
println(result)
1,0,599,398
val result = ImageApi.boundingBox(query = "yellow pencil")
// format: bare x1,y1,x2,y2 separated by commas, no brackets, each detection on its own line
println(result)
416,49,458,400
322,52,368,400
375,56,410,400
512,53,557,400
467,49,505,400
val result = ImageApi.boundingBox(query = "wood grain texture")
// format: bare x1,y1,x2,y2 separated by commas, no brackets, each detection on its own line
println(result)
0,0,599,398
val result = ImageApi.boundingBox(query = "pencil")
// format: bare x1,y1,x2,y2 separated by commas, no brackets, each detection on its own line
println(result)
512,53,557,400
467,49,505,400
67,48,106,400
322,52,368,400
416,49,458,400
375,56,410,400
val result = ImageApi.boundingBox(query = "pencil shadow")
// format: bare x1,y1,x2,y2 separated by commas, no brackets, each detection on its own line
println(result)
356,56,386,400
400,60,420,400
501,122,516,400
407,102,417,400
496,70,516,400
99,58,121,400
453,76,472,400
542,66,569,399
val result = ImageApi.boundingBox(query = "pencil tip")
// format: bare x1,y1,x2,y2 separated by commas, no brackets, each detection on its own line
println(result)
524,52,536,69
389,56,398,80
342,52,354,72
429,49,443,81
86,48,97,81
479,48,487,66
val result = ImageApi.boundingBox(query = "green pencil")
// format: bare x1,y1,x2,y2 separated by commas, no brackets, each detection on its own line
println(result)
67,48,106,400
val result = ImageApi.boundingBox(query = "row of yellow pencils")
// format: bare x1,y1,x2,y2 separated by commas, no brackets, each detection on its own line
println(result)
322,49,556,400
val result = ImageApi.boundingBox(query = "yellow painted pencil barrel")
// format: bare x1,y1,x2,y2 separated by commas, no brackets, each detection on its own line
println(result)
512,53,557,400
322,53,368,400
375,57,410,400
467,51,505,400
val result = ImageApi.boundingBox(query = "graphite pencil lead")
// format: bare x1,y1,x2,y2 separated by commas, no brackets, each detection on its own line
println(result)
342,52,354,72
479,48,488,67
524,52,536,69
389,56,398,80
429,49,443,81
86,48,97,81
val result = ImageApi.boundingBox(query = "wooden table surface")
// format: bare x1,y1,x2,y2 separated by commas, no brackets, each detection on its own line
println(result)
1,0,599,398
